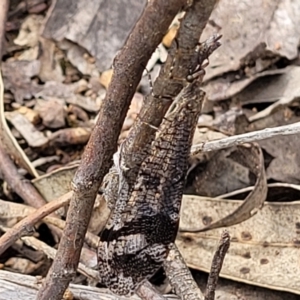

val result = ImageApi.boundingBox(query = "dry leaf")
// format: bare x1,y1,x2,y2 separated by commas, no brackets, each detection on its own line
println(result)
35,98,66,129
184,143,267,231
34,80,103,112
38,37,64,82
32,164,78,202
5,110,49,148
58,40,99,77
17,106,40,125
2,60,42,104
43,0,146,71
0,270,168,300
178,195,300,294
0,71,38,177
203,68,285,102
203,0,300,80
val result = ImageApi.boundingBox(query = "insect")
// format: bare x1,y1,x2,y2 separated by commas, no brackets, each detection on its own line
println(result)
98,80,205,296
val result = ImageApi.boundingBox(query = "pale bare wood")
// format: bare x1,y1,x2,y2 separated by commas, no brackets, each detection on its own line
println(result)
0,270,179,300
191,122,300,155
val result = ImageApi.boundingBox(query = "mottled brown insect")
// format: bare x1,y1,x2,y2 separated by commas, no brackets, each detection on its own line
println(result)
98,80,205,296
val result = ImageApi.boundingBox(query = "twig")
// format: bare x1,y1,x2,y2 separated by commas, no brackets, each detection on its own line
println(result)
0,1,45,209
21,236,99,280
37,1,186,299
0,0,63,243
106,1,217,298
0,0,56,211
0,192,72,256
191,122,300,155
204,231,230,300
164,243,204,300
136,281,167,300
122,0,218,174
0,143,47,208
0,196,100,255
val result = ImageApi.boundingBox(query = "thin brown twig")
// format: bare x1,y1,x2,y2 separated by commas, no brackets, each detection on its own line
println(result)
0,191,72,256
0,197,100,249
0,0,63,242
204,230,230,300
0,144,47,208
104,1,218,298
37,1,186,299
122,0,218,175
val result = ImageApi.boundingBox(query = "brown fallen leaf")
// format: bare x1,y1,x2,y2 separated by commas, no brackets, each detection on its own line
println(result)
17,106,40,125
183,143,267,232
31,164,110,235
5,257,43,275
2,60,42,104
203,0,300,80
38,37,64,82
5,110,49,148
58,40,99,77
34,80,103,112
246,66,300,121
194,270,298,300
0,270,173,299
67,105,89,123
13,14,43,61
42,0,146,71
13,14,43,48
203,68,285,102
35,98,66,129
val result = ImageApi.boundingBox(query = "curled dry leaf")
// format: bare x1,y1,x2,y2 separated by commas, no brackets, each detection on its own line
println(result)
14,15,43,48
178,196,300,294
58,40,99,77
16,106,41,125
248,66,300,121
13,14,44,61
202,68,285,102
182,143,267,232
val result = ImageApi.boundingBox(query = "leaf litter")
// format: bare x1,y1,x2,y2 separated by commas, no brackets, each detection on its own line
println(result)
1,0,300,299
